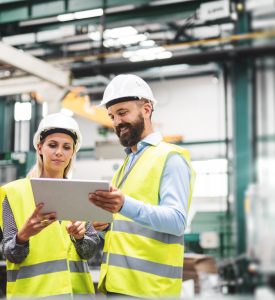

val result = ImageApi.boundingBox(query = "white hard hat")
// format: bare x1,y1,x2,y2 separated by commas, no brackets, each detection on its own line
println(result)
99,74,157,108
33,113,82,152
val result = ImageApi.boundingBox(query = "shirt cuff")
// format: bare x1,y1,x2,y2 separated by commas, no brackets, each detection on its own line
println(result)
15,235,29,247
70,235,84,244
120,195,141,219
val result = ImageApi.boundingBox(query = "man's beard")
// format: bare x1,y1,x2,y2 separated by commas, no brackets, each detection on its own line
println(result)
115,113,145,147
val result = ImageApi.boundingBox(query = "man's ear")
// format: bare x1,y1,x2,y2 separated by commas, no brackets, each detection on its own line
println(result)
143,102,153,117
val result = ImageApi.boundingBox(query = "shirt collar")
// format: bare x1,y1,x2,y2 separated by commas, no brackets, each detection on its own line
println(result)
124,132,163,155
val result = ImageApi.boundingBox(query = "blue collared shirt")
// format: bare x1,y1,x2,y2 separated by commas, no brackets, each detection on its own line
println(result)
119,132,190,237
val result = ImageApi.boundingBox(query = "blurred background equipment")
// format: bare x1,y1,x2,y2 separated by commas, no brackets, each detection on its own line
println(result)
61,87,112,128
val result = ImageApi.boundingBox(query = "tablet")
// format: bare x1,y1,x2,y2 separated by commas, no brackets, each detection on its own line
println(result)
30,178,113,222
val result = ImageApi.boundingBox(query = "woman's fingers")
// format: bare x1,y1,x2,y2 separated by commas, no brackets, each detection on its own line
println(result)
30,203,44,218
66,221,86,239
40,212,57,221
39,218,56,227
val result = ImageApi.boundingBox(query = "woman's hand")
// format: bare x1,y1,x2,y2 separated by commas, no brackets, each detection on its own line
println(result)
92,221,109,232
66,221,86,240
17,203,57,244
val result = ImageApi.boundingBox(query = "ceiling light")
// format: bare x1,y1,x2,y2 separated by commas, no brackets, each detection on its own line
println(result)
89,26,138,43
74,8,103,19
122,51,133,58
103,39,121,48
103,34,147,48
140,40,156,47
119,34,147,46
140,46,166,55
104,26,137,39
124,46,171,62
144,54,158,61
57,13,74,22
157,51,173,59
57,8,103,22
89,31,101,41
129,56,144,62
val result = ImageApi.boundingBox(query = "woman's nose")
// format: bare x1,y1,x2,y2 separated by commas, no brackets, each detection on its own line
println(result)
55,146,63,156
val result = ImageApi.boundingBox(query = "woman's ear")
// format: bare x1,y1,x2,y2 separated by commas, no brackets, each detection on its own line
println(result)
37,143,42,155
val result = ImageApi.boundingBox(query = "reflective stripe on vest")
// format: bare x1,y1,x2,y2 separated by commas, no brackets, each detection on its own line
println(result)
113,220,183,245
102,253,182,279
7,260,90,282
7,259,68,282
69,261,90,273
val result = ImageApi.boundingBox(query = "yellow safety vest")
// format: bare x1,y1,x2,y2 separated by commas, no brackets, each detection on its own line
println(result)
98,141,195,298
0,178,95,299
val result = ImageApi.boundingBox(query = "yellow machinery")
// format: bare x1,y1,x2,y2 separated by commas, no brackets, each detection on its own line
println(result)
61,87,112,128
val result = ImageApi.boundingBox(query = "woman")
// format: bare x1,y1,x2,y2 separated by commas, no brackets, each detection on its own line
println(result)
0,113,100,298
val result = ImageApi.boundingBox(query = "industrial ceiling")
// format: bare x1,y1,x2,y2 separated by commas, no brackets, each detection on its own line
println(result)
0,0,275,99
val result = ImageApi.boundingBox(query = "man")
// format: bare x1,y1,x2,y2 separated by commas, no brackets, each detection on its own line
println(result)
89,74,195,298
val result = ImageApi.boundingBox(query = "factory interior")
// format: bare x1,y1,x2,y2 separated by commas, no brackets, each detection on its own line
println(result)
0,0,275,299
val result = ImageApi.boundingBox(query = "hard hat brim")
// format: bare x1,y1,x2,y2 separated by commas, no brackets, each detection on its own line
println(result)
105,96,141,109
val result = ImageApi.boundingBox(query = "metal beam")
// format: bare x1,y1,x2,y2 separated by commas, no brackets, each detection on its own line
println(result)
0,76,46,96
0,99,5,153
232,59,253,255
0,76,65,113
0,0,205,31
0,97,15,153
232,6,253,255
0,42,70,88
71,44,275,78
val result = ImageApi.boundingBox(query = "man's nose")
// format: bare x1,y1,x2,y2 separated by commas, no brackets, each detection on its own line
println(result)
113,116,122,127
